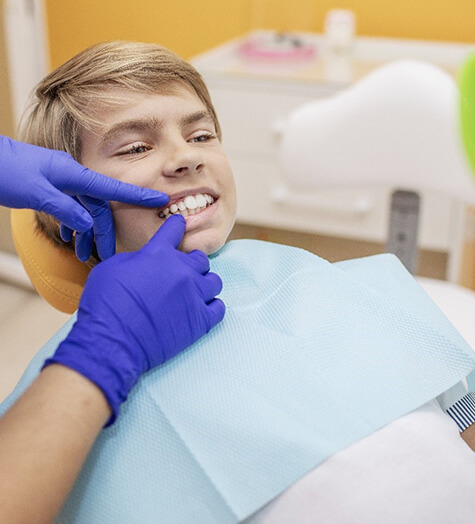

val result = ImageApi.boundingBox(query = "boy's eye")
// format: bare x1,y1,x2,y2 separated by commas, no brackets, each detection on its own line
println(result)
189,133,216,143
120,143,150,155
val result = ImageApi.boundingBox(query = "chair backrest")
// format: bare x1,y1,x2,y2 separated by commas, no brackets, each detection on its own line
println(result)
279,60,475,350
279,60,475,206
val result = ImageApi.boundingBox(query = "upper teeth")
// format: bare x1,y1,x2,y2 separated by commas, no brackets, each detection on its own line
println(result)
158,193,215,218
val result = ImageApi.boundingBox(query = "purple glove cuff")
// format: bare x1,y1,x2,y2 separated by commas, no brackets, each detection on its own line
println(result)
42,322,141,426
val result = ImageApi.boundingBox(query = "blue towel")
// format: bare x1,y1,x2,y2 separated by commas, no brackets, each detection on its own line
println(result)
1,239,474,523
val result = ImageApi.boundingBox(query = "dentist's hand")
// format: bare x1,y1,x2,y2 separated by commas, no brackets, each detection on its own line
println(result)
0,135,169,260
43,215,225,424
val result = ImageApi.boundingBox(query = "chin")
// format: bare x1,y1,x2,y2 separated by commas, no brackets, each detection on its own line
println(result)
179,231,227,256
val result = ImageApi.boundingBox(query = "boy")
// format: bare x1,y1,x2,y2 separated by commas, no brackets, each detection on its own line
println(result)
23,41,234,263
4,41,475,523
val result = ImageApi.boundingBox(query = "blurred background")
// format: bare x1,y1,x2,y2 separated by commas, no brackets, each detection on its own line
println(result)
36,0,475,66
1,0,475,399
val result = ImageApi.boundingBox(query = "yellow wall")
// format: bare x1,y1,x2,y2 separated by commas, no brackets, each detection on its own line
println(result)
44,0,251,68
256,0,475,43
46,0,475,69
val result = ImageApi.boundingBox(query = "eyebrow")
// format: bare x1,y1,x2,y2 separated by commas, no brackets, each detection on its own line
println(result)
101,117,162,144
101,110,214,144
180,110,214,127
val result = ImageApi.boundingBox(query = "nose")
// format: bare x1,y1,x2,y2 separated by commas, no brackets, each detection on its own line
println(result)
162,140,204,178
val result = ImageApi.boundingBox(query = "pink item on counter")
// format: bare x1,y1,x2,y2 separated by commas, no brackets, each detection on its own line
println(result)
239,34,316,61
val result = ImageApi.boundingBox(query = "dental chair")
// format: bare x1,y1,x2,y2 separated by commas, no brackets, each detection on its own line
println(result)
279,60,475,349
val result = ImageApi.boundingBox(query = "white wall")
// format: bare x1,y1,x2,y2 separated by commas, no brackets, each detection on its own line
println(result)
0,0,49,254
3,0,48,126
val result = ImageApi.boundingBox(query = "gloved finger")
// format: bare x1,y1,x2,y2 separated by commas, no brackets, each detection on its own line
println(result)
60,223,73,242
36,186,93,232
78,195,116,260
49,155,169,207
75,228,94,262
198,271,223,303
181,249,210,274
143,215,185,252
205,298,226,330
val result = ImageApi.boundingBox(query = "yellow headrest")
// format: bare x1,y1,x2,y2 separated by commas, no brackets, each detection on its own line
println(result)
11,208,91,313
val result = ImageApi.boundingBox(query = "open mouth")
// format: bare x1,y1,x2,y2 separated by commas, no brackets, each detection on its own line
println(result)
158,192,216,219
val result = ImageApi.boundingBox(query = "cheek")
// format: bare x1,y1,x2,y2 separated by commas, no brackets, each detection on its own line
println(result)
228,177,237,219
222,167,238,224
111,204,159,252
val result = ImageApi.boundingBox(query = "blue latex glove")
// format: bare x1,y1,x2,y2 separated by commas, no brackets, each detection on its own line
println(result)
43,215,225,424
0,135,169,260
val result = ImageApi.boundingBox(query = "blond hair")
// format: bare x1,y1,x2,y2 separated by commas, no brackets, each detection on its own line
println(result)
19,41,221,264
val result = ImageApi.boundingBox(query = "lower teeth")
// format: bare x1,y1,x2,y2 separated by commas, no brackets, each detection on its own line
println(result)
159,205,209,219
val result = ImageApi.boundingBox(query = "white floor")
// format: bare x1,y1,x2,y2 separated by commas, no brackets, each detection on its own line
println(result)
0,283,69,402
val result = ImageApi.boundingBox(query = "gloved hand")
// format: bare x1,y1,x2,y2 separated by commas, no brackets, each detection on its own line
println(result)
43,215,225,424
0,135,169,260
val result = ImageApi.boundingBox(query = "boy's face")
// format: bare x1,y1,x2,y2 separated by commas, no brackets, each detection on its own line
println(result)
80,83,236,255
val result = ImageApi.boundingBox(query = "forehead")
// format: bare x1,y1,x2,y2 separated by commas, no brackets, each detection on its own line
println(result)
96,82,207,125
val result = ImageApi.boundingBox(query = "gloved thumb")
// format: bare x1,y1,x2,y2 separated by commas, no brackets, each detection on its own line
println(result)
144,215,186,252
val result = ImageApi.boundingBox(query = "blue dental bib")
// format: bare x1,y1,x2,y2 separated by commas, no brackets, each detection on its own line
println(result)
1,239,474,523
